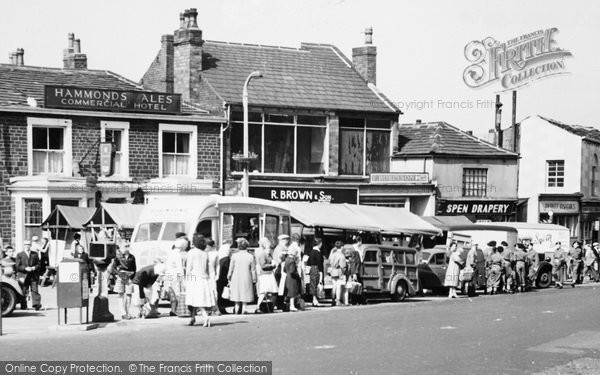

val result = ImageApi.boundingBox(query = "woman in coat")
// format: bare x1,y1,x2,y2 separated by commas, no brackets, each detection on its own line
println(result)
227,238,257,315
487,246,505,295
444,242,463,298
185,234,215,327
284,250,301,312
306,237,324,306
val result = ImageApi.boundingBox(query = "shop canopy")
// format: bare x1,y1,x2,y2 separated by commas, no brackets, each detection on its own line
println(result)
421,216,473,231
84,203,145,229
41,205,96,230
286,202,442,236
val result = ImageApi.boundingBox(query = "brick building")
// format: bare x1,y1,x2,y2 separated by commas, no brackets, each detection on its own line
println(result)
393,121,519,221
141,9,436,210
0,34,224,248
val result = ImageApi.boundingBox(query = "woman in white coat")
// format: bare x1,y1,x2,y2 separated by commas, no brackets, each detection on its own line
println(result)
165,237,188,316
185,234,215,327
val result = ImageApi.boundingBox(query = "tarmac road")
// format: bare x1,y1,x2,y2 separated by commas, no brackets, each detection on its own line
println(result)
1,285,599,375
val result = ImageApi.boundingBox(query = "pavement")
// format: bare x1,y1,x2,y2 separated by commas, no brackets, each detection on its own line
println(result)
2,283,600,375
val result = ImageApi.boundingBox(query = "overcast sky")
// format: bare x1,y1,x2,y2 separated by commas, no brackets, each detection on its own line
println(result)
1,0,598,135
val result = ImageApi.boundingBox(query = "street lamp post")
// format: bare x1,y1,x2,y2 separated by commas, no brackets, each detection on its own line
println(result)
235,71,262,197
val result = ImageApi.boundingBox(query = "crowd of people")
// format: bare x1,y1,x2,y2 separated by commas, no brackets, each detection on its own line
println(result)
443,239,600,298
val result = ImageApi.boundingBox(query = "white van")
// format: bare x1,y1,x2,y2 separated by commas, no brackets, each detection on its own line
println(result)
482,222,570,255
130,195,291,268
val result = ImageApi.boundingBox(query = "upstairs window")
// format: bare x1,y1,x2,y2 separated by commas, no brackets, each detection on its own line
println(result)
101,121,129,178
339,117,391,176
547,160,565,187
27,118,72,176
159,124,197,178
462,168,488,197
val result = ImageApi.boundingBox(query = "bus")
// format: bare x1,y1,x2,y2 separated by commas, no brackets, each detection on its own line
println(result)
130,195,291,268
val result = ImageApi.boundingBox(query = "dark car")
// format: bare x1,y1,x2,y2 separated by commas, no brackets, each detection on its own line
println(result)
418,246,486,294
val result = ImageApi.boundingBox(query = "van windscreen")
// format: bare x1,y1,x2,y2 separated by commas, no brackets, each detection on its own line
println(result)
162,222,187,241
134,222,162,242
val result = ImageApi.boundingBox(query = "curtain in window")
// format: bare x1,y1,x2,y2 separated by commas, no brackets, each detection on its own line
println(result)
366,130,390,174
339,129,363,175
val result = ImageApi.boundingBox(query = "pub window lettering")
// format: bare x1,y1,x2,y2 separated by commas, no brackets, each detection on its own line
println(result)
462,168,488,197
547,160,564,187
32,127,64,175
230,112,327,174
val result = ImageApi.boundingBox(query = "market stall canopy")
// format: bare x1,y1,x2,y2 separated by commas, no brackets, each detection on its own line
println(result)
286,202,380,232
84,203,145,229
421,216,473,231
286,202,442,236
347,205,442,236
41,205,96,230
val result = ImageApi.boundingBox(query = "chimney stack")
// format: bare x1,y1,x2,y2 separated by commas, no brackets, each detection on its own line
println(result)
15,48,24,66
173,8,203,103
8,52,16,65
63,33,87,69
352,27,377,84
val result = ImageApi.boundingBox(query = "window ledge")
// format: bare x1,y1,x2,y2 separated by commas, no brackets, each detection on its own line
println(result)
98,176,133,183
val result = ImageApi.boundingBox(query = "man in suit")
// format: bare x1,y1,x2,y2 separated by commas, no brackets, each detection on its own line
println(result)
15,240,42,310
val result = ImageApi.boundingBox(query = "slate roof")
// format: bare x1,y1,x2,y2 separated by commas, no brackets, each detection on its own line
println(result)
536,115,600,144
0,64,210,116
199,41,400,114
394,121,518,158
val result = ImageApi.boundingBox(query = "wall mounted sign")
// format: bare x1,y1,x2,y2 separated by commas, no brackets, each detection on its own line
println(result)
44,85,181,114
250,186,358,204
539,201,579,214
370,173,429,184
439,200,516,215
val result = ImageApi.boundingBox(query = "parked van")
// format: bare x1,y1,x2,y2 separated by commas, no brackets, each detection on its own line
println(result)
130,196,291,268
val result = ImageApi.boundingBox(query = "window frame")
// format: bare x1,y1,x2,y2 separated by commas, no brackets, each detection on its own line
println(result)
338,117,392,177
230,112,329,176
462,167,488,197
158,123,197,179
100,121,130,179
546,160,565,188
27,117,72,176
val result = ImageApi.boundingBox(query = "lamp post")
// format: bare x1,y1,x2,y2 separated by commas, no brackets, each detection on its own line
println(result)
235,71,262,197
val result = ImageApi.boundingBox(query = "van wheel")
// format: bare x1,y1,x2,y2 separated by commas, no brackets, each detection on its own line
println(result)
391,281,408,302
1,285,16,317
536,270,552,289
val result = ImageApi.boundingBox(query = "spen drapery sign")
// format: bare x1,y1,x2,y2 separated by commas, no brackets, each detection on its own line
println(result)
44,86,181,114
439,200,516,215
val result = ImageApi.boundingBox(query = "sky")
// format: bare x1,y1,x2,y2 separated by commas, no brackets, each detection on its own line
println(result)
1,0,599,136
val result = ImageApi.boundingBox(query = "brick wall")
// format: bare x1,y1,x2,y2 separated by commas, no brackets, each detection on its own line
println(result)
352,45,377,84
141,35,174,93
129,121,160,180
197,123,221,184
0,114,28,243
72,118,101,176
328,115,339,175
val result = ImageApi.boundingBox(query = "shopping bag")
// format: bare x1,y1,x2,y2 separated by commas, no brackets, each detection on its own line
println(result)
221,284,231,300
459,267,474,282
175,292,189,316
317,283,325,300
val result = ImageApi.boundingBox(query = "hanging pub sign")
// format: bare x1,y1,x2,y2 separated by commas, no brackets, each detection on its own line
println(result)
99,142,113,177
249,186,358,204
44,85,181,114
438,200,516,215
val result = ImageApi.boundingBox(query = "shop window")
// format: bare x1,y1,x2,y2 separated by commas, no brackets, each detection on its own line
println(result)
23,199,43,241
339,117,391,176
297,127,326,174
462,168,488,197
159,124,197,178
547,160,565,187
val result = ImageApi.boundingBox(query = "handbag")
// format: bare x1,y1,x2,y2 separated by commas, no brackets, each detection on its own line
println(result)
330,267,342,278
459,266,474,282
346,281,363,295
222,284,231,300
317,283,325,300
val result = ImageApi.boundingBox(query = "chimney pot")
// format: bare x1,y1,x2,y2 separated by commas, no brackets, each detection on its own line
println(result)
183,9,190,28
68,33,75,48
466,130,473,135
188,8,199,29
16,48,24,66
416,119,422,124
179,12,185,29
364,27,373,45
74,39,81,53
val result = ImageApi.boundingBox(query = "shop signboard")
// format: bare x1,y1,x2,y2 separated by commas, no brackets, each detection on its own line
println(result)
439,200,516,215
249,186,358,204
539,201,579,214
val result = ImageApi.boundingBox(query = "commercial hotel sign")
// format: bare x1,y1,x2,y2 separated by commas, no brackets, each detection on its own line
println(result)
44,85,181,114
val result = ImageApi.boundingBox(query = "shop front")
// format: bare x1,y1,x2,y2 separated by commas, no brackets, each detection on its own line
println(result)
538,194,581,241
436,199,517,223
579,199,600,243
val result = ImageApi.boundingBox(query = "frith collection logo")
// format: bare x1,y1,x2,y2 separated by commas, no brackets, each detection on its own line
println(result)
463,28,573,91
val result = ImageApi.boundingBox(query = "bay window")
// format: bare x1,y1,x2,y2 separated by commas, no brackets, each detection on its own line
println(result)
230,112,327,174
